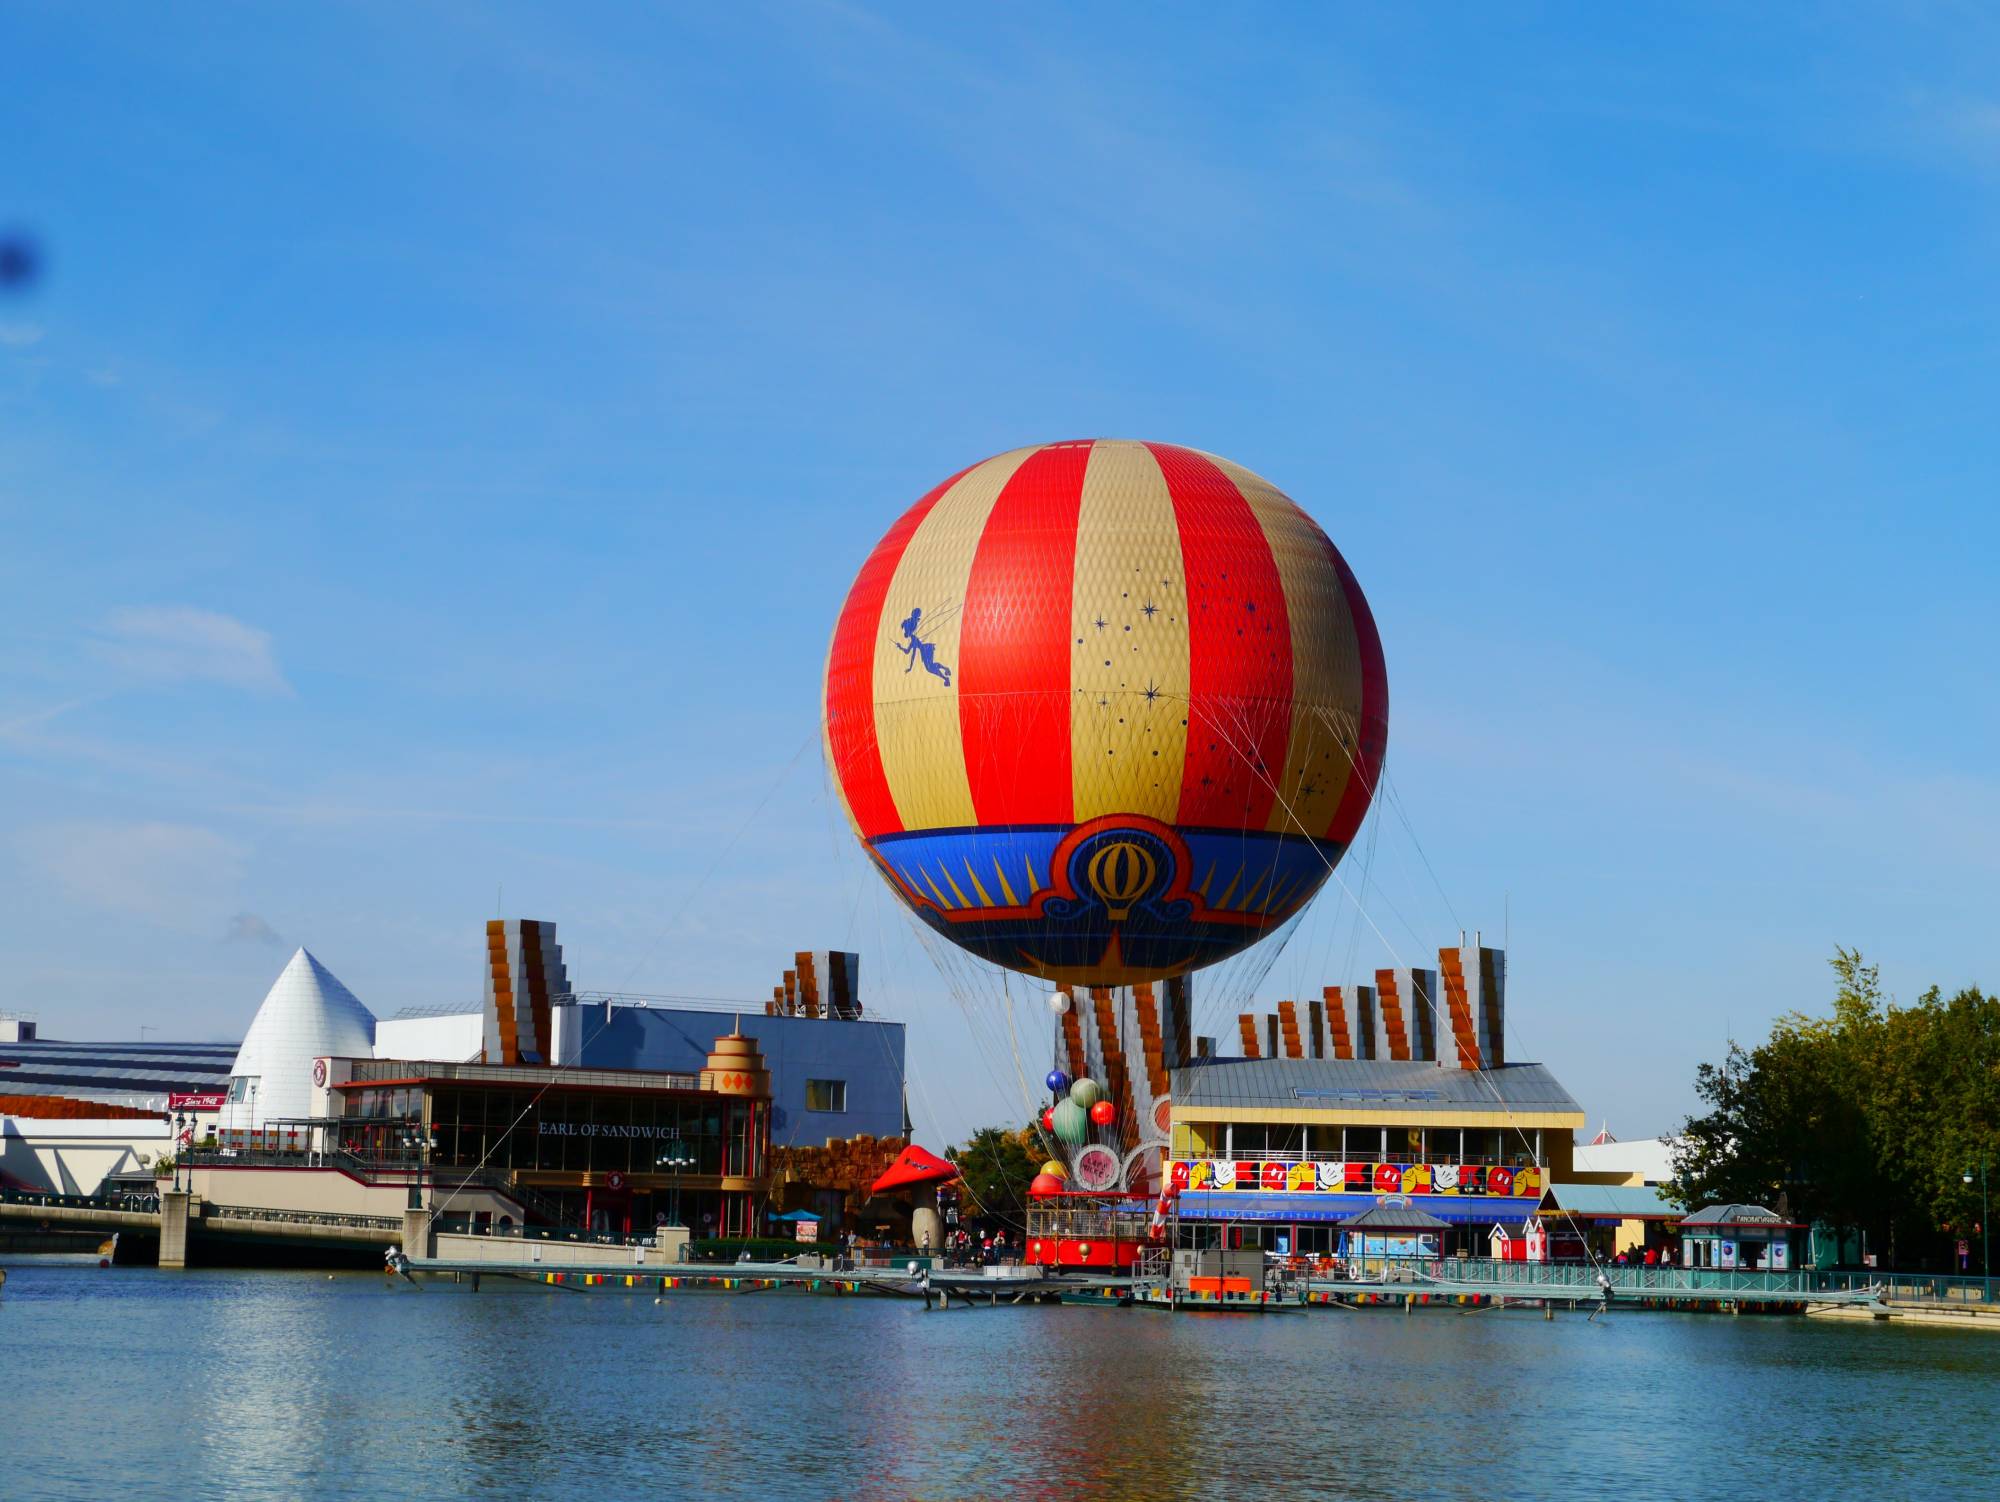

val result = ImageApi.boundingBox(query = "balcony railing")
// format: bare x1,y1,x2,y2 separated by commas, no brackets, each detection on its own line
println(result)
341,1058,700,1091
1175,1148,1539,1168
190,1147,425,1173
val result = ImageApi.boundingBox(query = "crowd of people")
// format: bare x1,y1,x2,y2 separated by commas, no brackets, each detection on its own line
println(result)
1612,1245,1671,1267
939,1226,1016,1266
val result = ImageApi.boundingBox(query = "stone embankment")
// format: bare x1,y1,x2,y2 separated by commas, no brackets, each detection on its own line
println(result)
1808,1297,2000,1330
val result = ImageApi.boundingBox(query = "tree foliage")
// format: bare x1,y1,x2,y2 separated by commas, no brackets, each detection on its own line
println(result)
1669,948,1999,1267
947,1125,1044,1231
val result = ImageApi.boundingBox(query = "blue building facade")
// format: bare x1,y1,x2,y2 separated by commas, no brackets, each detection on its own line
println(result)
558,1001,907,1148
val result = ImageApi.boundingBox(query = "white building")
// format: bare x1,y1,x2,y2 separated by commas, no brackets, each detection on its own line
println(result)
374,1006,483,1064
1570,1136,1675,1185
221,949,376,1132
0,1115,172,1198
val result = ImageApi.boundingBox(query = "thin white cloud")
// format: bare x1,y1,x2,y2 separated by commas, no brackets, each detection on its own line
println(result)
1895,87,2000,178
91,607,294,696
0,694,104,739
0,322,44,348
16,821,250,934
224,911,286,947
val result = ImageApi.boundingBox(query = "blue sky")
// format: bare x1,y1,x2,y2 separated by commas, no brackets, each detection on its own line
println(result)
3,4,1996,1144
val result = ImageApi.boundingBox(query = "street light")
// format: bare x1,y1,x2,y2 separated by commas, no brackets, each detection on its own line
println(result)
1963,1157,1989,1281
166,1109,194,1194
397,1125,437,1212
398,1120,438,1216
657,1134,696,1228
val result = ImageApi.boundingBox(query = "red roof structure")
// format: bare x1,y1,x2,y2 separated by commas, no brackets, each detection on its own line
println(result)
869,1144,957,1195
0,1094,158,1120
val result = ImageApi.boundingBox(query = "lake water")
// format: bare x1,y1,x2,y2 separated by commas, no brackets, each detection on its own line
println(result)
3,1262,1998,1500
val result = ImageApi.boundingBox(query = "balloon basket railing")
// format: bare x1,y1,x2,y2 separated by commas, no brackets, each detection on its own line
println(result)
1024,1190,1156,1270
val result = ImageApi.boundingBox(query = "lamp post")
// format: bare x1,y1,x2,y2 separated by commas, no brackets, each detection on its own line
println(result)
398,1124,437,1212
1963,1157,1989,1281
170,1109,193,1194
658,1134,696,1228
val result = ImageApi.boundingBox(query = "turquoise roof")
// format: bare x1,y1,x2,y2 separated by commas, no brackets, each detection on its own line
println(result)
1540,1183,1680,1219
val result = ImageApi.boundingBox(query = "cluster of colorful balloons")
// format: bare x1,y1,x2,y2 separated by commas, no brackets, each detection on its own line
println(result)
1040,1072,1116,1147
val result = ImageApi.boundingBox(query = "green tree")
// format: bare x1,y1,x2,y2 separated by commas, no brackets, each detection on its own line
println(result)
1670,948,2000,1269
947,1125,1044,1233
1878,982,2000,1253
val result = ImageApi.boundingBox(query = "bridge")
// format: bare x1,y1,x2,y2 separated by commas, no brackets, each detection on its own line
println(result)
0,1187,404,1266
0,1187,687,1270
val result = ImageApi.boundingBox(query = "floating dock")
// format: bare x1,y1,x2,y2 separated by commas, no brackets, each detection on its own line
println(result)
402,1251,1889,1317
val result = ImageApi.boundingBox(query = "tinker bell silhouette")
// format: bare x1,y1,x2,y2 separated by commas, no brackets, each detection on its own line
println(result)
897,607,952,685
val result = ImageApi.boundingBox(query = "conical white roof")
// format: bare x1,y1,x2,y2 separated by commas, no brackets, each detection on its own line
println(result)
226,948,376,1126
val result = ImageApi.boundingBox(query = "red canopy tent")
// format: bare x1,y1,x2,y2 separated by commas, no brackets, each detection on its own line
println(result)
869,1144,957,1195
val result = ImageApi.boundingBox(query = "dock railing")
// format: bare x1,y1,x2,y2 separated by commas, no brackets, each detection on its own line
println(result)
204,1204,404,1232
1803,1269,1995,1306
1271,1254,1860,1300
0,1186,160,1214
431,1217,655,1248
1424,1258,1820,1296
1421,1257,1993,1305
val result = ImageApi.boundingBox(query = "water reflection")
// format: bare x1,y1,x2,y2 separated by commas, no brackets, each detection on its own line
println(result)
2,1267,1998,1500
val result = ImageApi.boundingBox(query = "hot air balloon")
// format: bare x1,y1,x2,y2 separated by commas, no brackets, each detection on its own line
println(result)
823,440,1389,1208
823,440,1387,987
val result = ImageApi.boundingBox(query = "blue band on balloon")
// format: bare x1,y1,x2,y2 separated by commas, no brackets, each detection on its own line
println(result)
866,816,1345,981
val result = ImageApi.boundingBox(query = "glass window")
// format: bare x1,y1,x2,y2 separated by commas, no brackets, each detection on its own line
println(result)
725,1102,747,1176
1264,1122,1307,1158
805,1080,847,1112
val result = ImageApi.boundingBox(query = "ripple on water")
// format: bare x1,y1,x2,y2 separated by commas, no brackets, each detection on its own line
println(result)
2,1267,1998,1501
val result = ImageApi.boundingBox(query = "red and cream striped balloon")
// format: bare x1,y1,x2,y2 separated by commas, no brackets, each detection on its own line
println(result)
823,439,1388,985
